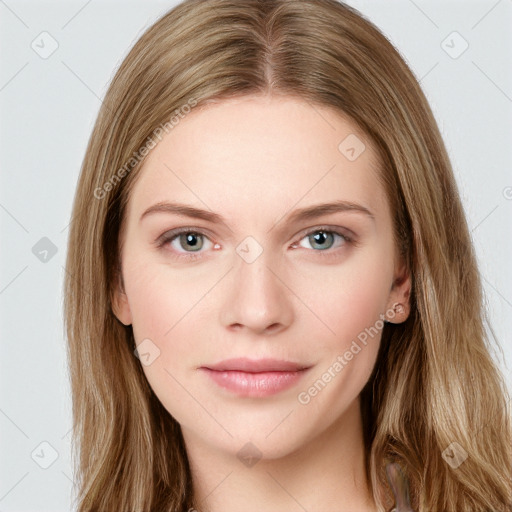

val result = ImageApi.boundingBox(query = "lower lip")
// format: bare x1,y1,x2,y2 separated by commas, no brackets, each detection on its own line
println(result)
200,368,309,397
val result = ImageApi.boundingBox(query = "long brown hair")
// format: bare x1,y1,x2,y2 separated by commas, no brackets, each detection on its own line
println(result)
63,0,512,510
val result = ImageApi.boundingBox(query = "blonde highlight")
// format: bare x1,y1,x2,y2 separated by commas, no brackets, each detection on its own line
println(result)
63,1,512,510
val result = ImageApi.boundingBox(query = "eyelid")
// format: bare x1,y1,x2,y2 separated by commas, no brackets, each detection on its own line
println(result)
293,224,355,243
156,224,354,243
155,227,215,252
155,224,356,258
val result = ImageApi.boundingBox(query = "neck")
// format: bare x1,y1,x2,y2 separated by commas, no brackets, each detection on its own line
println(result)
182,397,377,512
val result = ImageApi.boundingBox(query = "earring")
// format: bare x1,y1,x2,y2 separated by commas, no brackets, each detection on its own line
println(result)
394,303,404,314
385,302,404,324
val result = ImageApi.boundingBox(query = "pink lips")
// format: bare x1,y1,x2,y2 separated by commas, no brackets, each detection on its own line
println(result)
199,358,311,397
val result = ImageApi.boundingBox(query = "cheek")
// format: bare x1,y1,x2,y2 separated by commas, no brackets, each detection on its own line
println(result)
124,254,224,377
292,259,389,416
294,248,392,354
123,258,207,420
123,237,393,430
125,255,205,340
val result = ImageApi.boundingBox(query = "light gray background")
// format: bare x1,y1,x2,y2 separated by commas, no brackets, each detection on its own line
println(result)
1,1,511,510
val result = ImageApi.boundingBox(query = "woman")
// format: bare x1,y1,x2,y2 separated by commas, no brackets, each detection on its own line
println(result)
63,0,512,510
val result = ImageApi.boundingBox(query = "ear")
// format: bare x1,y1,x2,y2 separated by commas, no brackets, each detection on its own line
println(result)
111,265,133,326
384,259,411,324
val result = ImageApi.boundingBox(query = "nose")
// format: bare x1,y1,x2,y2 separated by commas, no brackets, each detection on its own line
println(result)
219,246,294,336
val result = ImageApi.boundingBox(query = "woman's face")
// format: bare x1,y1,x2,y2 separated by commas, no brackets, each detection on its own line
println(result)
113,94,410,460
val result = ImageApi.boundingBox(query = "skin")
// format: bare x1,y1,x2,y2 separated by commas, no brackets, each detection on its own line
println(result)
113,94,411,512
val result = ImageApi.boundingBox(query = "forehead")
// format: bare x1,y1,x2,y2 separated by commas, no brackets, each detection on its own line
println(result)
126,95,389,228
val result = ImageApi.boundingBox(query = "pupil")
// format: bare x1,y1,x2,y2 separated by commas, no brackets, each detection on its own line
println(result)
182,233,202,251
315,232,326,244
312,231,332,250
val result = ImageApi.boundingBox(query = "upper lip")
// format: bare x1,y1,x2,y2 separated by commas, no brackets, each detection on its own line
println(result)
201,358,311,373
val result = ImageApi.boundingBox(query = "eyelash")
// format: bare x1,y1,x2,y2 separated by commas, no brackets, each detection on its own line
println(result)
155,225,355,261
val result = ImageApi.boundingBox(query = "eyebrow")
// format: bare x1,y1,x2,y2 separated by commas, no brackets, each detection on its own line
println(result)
139,200,375,227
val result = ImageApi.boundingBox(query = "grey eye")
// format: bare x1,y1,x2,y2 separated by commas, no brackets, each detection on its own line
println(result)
307,231,335,250
177,232,204,252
